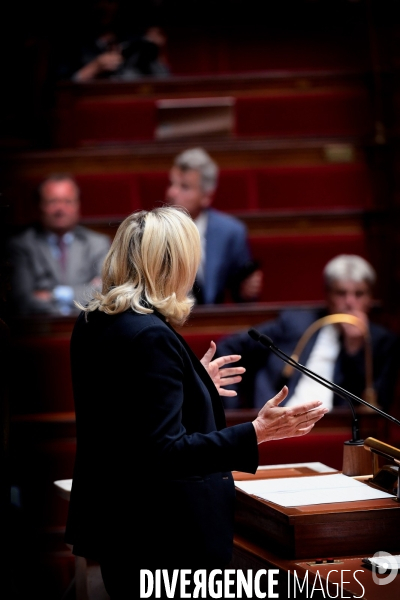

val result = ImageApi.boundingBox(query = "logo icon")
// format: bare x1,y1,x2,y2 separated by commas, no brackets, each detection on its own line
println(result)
371,551,399,586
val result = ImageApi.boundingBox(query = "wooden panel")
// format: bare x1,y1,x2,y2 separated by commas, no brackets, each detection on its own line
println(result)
54,71,371,104
232,534,400,600
9,302,320,337
234,469,400,559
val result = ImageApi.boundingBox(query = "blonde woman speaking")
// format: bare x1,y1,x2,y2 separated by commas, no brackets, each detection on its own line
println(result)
65,207,327,598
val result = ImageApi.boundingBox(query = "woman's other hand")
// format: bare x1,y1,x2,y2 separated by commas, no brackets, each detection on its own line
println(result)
200,341,245,397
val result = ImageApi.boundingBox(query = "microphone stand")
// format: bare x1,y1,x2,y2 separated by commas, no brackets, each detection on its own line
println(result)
248,328,400,475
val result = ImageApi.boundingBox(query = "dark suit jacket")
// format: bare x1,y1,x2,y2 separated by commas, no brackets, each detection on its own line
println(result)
217,309,399,411
65,309,258,568
194,208,253,304
7,225,111,315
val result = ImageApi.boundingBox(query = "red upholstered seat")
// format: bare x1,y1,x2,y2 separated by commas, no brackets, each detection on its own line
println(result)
235,90,373,138
254,163,373,211
181,331,227,359
136,171,170,210
258,431,351,471
213,169,256,211
134,169,257,212
75,173,141,217
249,232,368,303
11,162,372,227
72,98,156,145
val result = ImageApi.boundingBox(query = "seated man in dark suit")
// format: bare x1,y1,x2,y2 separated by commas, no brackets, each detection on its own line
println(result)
217,255,399,412
165,147,263,304
8,173,111,316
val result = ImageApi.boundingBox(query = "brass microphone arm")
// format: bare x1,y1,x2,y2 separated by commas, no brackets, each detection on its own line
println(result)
282,313,377,407
364,437,400,465
363,437,400,500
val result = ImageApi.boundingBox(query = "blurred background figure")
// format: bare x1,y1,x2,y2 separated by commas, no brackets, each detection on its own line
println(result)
166,147,263,304
60,0,170,81
7,173,111,316
217,255,400,411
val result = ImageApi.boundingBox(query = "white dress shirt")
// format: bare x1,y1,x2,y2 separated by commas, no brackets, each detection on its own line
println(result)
285,324,341,410
194,210,208,285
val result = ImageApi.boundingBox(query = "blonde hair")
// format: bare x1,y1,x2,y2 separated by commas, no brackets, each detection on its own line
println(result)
79,206,201,326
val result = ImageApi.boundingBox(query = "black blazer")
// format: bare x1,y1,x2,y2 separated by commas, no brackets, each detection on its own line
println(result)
65,308,258,568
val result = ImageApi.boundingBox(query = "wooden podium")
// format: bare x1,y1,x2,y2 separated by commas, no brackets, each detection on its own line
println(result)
232,463,400,599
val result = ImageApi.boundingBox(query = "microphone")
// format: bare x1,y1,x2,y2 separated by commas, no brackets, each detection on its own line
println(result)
248,328,400,440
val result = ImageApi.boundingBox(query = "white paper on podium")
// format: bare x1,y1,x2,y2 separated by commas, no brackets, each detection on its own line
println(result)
234,473,395,507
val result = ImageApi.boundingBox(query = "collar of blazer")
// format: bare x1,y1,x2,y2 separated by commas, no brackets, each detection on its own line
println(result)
152,308,227,430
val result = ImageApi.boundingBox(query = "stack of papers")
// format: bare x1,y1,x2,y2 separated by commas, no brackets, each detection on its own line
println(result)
235,473,395,507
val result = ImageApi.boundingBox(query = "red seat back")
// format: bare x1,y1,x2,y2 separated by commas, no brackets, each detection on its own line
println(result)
258,431,351,471
249,232,368,303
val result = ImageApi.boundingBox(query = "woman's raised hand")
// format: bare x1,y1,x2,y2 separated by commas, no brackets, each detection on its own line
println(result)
200,341,245,397
252,386,328,443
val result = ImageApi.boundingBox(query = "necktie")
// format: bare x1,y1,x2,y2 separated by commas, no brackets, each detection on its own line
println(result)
58,236,67,279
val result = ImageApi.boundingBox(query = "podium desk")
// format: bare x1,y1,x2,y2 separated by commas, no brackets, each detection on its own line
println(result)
55,463,400,599
232,463,400,600
232,535,400,600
